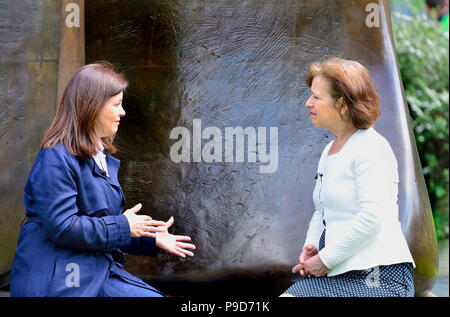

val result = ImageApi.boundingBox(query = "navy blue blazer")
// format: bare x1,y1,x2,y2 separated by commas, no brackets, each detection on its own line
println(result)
10,143,159,296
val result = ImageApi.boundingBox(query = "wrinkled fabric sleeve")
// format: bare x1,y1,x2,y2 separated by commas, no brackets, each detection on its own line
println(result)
30,147,131,251
120,237,157,257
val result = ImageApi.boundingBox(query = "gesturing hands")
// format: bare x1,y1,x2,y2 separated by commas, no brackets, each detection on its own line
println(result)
123,203,166,238
123,203,195,258
292,244,329,278
155,216,196,258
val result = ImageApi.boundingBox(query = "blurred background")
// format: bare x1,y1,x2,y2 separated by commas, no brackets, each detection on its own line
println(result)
390,0,449,296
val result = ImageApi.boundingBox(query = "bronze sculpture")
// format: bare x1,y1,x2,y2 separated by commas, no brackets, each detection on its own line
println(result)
0,0,438,296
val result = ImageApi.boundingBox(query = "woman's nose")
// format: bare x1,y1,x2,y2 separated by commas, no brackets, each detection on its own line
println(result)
305,96,313,109
118,104,126,117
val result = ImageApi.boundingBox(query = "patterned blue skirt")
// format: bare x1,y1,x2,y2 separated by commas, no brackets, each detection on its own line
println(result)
284,230,415,297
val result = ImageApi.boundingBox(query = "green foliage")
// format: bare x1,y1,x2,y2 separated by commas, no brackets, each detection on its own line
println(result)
392,7,449,240
390,0,425,13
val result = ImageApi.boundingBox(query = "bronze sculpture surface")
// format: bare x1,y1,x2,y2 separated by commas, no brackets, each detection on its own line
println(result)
0,0,437,296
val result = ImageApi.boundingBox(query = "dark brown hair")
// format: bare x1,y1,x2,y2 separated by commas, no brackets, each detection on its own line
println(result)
306,57,380,129
41,61,128,159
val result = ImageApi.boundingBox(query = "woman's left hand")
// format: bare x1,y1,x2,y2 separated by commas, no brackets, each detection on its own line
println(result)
303,254,329,277
155,217,196,258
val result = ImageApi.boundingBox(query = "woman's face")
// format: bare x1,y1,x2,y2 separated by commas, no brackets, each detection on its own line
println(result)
305,76,341,130
95,91,125,138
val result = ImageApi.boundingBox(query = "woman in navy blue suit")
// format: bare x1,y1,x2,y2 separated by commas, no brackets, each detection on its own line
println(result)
10,62,195,297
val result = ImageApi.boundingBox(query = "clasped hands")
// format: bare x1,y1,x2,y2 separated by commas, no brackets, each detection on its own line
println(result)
123,203,195,259
291,244,329,278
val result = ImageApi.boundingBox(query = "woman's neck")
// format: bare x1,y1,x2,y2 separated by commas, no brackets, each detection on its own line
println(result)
330,124,358,144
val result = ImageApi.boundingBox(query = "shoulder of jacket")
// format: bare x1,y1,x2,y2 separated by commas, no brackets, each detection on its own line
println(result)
352,128,397,165
354,128,391,151
39,143,80,167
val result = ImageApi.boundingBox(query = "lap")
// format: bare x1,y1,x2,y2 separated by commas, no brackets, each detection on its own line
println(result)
283,263,414,297
104,275,165,297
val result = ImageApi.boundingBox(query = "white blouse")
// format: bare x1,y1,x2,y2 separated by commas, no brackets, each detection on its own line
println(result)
303,127,415,276
93,142,109,177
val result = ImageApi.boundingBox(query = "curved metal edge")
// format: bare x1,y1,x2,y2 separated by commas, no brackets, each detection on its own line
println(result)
380,0,439,296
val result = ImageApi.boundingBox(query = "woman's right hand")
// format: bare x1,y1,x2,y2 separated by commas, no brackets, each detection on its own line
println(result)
291,244,318,276
123,203,167,238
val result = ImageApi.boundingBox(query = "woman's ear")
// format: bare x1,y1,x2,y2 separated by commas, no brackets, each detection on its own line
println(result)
337,97,346,115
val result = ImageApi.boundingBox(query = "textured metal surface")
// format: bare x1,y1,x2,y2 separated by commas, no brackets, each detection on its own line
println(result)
56,0,85,106
84,0,437,296
0,0,61,287
0,0,437,296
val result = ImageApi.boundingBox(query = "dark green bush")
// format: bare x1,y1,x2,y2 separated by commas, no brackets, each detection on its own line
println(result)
392,8,449,240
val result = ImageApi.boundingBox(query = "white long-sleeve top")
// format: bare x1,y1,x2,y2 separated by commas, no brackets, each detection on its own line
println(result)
303,127,415,277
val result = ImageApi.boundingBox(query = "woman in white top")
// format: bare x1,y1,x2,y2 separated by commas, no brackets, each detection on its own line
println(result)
281,58,415,297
